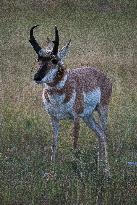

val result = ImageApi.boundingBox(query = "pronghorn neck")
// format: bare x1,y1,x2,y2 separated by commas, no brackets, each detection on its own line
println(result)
55,72,68,89
46,68,67,88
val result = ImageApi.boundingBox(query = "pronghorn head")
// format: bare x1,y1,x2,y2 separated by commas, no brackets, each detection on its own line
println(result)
29,25,71,84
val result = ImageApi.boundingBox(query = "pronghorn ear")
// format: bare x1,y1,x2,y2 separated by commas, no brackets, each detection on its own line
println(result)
46,37,54,51
58,39,71,61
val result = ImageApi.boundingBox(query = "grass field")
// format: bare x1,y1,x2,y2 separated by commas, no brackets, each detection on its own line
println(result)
0,0,137,204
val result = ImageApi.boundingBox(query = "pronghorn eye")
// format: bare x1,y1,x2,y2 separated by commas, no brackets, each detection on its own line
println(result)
37,56,51,62
51,58,58,64
37,56,43,62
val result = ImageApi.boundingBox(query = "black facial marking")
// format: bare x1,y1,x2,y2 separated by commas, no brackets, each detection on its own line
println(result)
51,58,58,64
34,64,49,82
34,54,59,82
37,55,51,62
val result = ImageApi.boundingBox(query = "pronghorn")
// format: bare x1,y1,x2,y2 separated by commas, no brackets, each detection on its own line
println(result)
29,25,112,176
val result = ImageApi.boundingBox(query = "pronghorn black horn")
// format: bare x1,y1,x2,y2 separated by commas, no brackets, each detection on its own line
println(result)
52,26,59,55
29,25,42,54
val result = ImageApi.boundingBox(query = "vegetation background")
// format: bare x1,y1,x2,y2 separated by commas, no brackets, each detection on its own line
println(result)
0,0,137,204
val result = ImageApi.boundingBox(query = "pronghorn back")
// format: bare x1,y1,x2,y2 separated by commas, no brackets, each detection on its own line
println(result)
67,67,112,106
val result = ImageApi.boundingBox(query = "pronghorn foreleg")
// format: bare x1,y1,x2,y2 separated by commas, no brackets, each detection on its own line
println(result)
51,117,60,162
83,115,110,177
72,115,80,149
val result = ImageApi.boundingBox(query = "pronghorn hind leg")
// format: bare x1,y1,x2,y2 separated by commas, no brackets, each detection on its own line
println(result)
51,117,60,162
96,104,109,131
83,115,110,177
72,115,80,149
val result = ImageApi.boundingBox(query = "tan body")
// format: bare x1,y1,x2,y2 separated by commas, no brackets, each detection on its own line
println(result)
42,66,112,176
43,67,112,119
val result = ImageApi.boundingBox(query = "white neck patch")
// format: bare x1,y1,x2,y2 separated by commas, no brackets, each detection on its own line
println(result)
55,74,68,89
41,68,58,84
